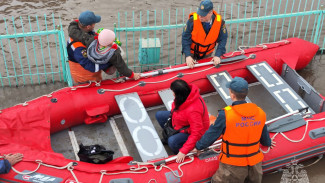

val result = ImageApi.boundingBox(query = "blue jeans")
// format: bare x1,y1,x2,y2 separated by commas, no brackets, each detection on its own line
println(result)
155,111,190,154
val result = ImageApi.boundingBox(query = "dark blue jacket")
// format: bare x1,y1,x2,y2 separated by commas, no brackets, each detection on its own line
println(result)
67,20,108,72
182,14,228,58
196,101,272,150
0,159,11,174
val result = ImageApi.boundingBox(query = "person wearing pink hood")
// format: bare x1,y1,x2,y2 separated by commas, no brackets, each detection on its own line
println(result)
155,79,210,163
86,29,141,80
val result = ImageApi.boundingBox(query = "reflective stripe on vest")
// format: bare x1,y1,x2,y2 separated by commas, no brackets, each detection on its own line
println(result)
68,38,86,51
189,10,222,59
220,103,266,166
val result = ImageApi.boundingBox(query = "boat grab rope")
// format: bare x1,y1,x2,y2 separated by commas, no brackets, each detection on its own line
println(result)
11,160,80,183
303,154,323,168
0,54,253,112
260,134,277,154
279,117,325,143
100,54,255,93
0,81,103,110
99,156,194,183
0,39,279,111
261,117,325,154
70,81,102,90
147,179,157,183
223,40,290,58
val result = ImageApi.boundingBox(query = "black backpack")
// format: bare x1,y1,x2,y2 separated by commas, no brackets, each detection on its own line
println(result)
77,144,114,164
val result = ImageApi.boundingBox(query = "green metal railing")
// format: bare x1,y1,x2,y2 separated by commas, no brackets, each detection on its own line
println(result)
0,0,323,88
114,0,324,72
0,14,72,87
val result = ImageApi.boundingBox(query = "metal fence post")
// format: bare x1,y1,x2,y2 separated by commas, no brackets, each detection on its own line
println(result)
313,10,323,44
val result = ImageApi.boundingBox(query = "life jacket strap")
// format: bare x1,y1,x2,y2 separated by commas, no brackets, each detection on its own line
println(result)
191,39,218,59
222,139,260,158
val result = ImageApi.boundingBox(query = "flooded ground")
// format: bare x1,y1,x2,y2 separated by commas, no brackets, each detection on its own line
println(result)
0,0,324,182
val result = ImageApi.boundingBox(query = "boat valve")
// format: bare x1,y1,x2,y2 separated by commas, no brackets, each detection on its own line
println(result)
98,89,105,94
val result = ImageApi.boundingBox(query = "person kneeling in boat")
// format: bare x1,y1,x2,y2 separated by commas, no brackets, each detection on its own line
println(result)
193,77,275,183
155,79,209,163
182,0,228,69
0,153,23,174
86,29,141,82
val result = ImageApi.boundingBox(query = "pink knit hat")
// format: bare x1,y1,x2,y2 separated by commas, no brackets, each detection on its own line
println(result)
98,29,115,46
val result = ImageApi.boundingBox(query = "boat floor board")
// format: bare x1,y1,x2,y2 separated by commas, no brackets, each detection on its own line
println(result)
281,64,325,114
247,62,315,114
115,92,168,162
207,71,252,106
158,89,174,111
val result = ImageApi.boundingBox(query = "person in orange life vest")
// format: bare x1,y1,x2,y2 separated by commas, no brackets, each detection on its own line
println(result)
67,10,104,83
182,0,228,69
87,29,141,80
193,77,276,183
155,79,210,163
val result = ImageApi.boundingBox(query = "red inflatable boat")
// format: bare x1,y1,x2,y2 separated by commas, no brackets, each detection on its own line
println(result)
0,38,324,183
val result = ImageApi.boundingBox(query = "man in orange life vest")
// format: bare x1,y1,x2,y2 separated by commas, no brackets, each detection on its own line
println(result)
67,11,141,84
182,0,228,69
194,77,275,183
67,10,104,83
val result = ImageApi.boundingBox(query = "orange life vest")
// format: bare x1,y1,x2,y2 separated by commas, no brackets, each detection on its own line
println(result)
189,10,222,59
220,103,266,166
68,38,102,84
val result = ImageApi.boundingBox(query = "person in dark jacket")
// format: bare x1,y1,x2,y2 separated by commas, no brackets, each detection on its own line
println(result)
182,0,228,68
0,153,23,174
67,10,104,83
67,11,140,83
68,10,100,48
155,79,210,163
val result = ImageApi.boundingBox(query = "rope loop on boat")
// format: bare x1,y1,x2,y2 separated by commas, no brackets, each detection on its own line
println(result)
100,55,250,93
304,154,323,168
260,133,278,154
70,81,92,90
261,117,325,154
98,166,149,183
70,80,101,90
223,39,290,58
13,101,29,107
11,161,42,175
98,156,194,183
11,161,80,183
148,179,157,183
279,117,325,143
156,156,195,178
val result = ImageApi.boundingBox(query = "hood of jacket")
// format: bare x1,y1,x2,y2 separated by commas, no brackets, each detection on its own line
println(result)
87,40,117,64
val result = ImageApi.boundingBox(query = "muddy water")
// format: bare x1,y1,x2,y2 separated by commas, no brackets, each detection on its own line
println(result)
0,0,324,182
